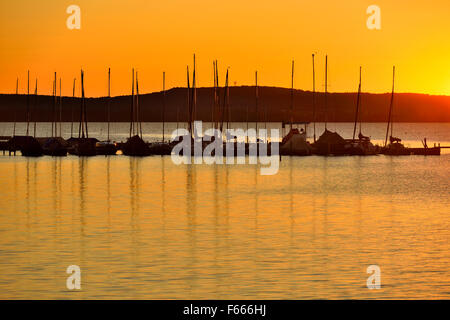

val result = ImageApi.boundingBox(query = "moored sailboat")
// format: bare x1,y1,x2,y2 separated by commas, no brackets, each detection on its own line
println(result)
149,71,172,155
381,66,410,156
280,60,312,156
19,71,44,157
68,70,97,156
347,67,378,155
96,68,117,155
121,69,152,156
41,72,68,156
311,55,348,155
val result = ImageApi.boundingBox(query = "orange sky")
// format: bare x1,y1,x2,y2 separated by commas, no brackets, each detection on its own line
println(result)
0,0,449,97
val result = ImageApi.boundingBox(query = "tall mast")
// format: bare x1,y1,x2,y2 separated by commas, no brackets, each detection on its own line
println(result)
71,78,75,138
264,71,267,140
245,68,249,141
290,60,294,131
324,55,328,131
162,71,165,143
129,68,134,138
13,78,18,136
224,68,229,132
33,79,37,137
59,77,62,137
255,71,258,133
78,70,84,138
215,60,219,130
385,66,396,147
312,54,316,142
136,71,142,138
83,70,88,138
53,72,57,137
78,74,81,138
212,61,216,130
51,75,54,137
192,54,197,129
187,66,191,135
194,55,197,122
227,68,230,131
26,70,30,136
107,68,111,141
353,66,362,140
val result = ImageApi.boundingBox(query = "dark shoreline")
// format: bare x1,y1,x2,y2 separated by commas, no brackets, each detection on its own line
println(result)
1,86,449,122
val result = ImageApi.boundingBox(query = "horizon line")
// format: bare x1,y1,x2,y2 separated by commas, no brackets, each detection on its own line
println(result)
1,85,450,99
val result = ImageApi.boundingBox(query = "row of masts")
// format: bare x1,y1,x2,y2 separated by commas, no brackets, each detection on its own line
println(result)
12,55,393,149
8,55,442,157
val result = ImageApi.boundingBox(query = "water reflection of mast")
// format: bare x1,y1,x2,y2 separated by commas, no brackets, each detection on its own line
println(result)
320,157,329,281
33,160,37,219
78,157,87,282
213,163,220,293
161,156,166,233
78,157,87,236
252,164,259,289
106,156,112,281
129,157,141,270
52,158,58,229
58,157,62,223
288,157,296,294
106,156,111,222
26,158,30,229
129,157,140,224
186,164,197,293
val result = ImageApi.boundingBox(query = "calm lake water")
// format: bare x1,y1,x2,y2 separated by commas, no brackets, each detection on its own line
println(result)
0,122,449,299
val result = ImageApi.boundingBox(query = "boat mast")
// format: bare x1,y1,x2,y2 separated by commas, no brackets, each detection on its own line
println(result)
264,71,267,141
51,75,54,137
359,76,363,136
59,77,62,137
222,68,229,133
83,70,88,138
107,68,111,141
26,70,30,136
192,55,197,133
33,79,37,137
78,70,84,138
290,60,294,132
324,55,328,131
245,68,249,142
129,68,134,138
13,78,18,136
136,71,142,138
225,68,230,132
187,66,191,136
71,78,75,138
52,72,57,137
213,61,217,131
384,66,395,147
78,69,88,139
255,71,258,134
312,54,316,142
78,73,81,138
215,61,219,130
352,66,362,140
162,71,165,143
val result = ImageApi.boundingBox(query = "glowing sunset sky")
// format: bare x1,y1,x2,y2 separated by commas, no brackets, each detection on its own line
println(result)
0,0,449,97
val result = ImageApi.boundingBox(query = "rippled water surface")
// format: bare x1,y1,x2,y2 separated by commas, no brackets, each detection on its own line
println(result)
0,123,449,299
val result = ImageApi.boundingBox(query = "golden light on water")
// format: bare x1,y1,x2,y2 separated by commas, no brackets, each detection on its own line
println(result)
0,154,449,299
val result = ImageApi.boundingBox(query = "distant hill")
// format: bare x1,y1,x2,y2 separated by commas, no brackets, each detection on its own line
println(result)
0,86,449,122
